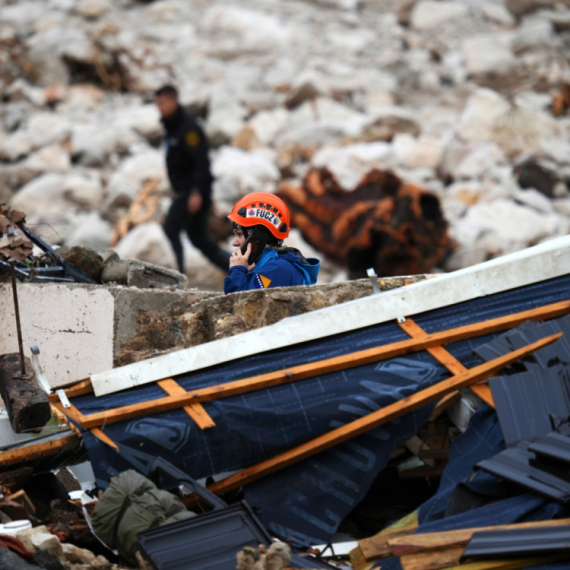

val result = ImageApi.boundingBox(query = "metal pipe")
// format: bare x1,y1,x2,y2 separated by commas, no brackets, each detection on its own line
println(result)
9,262,26,376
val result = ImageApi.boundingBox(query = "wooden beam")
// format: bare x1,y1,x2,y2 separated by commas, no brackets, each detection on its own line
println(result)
0,432,81,468
205,334,561,496
398,318,495,408
353,510,418,564
158,379,215,429
388,517,570,556
90,428,119,452
70,302,568,430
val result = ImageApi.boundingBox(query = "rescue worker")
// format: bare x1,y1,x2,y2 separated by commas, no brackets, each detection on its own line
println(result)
224,192,320,293
154,85,230,274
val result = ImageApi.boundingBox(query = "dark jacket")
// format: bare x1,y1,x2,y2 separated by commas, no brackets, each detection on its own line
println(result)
161,105,213,202
224,247,320,294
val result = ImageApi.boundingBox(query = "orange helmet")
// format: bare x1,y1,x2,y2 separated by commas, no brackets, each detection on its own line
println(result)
228,192,290,240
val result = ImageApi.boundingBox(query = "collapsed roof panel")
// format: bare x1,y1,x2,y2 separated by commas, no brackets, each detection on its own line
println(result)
70,267,570,546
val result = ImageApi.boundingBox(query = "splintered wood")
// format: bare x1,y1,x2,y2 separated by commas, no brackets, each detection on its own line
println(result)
352,518,570,570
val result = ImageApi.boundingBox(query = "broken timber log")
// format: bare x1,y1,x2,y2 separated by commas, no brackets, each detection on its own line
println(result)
205,333,561,496
0,354,51,432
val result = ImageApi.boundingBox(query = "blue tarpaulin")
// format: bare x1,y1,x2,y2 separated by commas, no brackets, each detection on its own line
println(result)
75,274,570,546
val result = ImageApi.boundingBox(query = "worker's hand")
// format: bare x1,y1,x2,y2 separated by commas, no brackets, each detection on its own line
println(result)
187,192,202,214
230,243,255,270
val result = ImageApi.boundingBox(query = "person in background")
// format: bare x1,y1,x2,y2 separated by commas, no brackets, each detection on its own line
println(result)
154,85,229,274
224,192,320,294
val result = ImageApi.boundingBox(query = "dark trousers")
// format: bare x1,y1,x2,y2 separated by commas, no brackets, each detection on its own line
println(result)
163,194,230,273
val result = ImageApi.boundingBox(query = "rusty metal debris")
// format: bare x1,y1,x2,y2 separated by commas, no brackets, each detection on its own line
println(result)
0,205,95,284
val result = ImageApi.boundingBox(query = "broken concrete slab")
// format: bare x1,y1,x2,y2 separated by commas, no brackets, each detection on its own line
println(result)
101,258,187,290
182,276,427,346
0,283,215,387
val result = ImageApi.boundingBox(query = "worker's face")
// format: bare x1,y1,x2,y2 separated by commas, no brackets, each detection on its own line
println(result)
232,228,246,249
154,94,178,118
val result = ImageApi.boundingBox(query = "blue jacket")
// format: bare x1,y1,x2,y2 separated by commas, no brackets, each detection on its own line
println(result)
224,247,320,294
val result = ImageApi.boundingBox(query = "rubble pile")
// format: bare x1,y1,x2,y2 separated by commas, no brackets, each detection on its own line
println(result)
0,0,569,286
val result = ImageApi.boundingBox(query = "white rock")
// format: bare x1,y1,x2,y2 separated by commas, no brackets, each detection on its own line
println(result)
65,212,113,251
442,181,486,220
70,123,139,166
481,3,516,26
212,147,280,202
539,137,570,166
410,1,469,30
512,18,553,52
311,142,395,190
392,134,444,170
513,187,555,214
461,198,563,246
249,109,290,146
4,78,46,106
462,34,515,76
207,103,249,142
444,141,508,181
105,150,166,209
514,91,553,113
28,113,72,147
75,0,110,19
30,532,63,558
114,222,176,268
26,26,93,85
279,97,369,147
553,197,570,217
24,144,71,173
11,172,103,229
61,542,96,564
1,2,45,36
117,104,162,143
0,131,36,161
311,0,361,9
458,88,560,154
201,6,290,53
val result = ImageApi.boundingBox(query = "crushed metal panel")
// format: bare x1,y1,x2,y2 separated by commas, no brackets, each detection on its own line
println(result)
529,430,570,463
489,367,570,447
137,502,334,570
476,444,570,504
462,524,570,560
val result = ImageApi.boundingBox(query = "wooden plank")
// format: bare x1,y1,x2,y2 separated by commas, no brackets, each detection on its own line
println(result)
158,379,215,429
90,428,119,452
75,303,567,430
355,510,418,562
0,432,81,468
205,334,561,496
398,318,495,409
50,401,89,427
8,489,36,514
388,517,570,556
400,544,464,570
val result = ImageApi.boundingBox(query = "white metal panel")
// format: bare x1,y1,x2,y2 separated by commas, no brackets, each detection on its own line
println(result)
91,236,570,396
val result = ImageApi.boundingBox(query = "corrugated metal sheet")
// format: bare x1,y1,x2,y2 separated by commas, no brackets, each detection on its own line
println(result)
462,524,570,559
489,368,570,447
476,444,570,504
